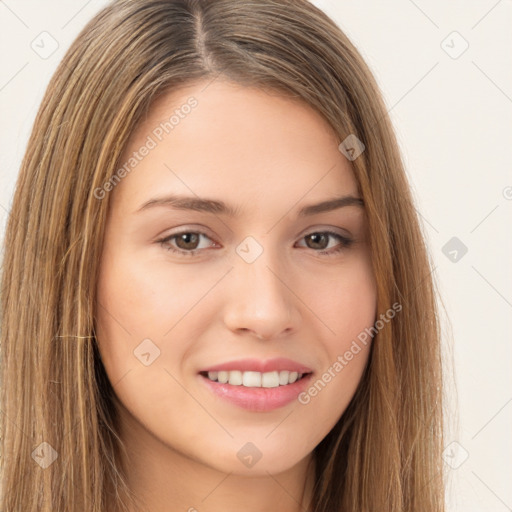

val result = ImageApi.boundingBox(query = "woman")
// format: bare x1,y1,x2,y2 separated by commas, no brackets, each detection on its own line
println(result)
0,1,445,511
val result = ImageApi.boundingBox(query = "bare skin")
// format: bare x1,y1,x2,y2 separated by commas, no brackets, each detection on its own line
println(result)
96,78,377,512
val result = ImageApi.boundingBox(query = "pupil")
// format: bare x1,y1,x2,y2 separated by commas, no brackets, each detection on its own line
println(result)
308,233,327,249
177,233,199,250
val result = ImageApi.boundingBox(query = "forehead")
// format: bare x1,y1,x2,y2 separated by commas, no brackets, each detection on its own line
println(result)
113,79,359,212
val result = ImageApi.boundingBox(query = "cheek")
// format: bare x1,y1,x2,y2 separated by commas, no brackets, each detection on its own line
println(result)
294,255,376,434
308,252,377,345
94,244,229,392
94,249,213,427
94,250,183,381
96,246,212,340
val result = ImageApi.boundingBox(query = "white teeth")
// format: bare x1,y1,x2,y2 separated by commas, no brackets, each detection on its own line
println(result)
206,370,306,387
228,370,243,386
243,371,261,387
261,371,280,388
278,370,289,385
217,371,229,383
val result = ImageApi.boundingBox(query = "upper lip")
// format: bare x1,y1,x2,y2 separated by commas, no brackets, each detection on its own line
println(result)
200,357,313,374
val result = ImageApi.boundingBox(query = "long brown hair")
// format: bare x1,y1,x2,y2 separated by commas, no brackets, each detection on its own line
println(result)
0,1,445,510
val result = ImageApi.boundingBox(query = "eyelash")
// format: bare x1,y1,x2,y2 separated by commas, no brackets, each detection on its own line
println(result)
157,230,354,257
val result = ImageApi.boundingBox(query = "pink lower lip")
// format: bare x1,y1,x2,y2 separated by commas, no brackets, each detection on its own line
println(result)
199,373,313,412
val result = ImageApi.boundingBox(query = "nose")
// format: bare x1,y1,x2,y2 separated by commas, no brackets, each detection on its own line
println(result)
222,247,300,341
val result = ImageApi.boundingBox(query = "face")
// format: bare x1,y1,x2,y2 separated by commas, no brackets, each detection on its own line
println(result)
95,79,377,477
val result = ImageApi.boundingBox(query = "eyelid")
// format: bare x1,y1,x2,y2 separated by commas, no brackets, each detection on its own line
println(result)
301,225,352,239
154,225,217,245
159,224,352,241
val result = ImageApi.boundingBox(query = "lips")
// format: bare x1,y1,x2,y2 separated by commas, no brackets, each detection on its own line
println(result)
199,371,313,412
199,357,313,374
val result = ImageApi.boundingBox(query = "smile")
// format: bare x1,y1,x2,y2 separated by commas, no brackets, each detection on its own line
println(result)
201,370,309,388
198,371,313,412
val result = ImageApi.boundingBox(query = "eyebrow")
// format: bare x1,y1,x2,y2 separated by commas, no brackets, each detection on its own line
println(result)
136,194,364,217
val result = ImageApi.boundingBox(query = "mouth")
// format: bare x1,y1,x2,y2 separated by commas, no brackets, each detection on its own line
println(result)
197,357,314,411
197,369,314,412
199,370,312,388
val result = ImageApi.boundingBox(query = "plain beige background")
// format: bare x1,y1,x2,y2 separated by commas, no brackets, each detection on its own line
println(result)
0,1,511,510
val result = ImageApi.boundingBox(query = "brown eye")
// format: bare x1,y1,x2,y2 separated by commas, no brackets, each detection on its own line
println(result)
174,232,201,250
304,233,330,250
297,231,353,256
159,231,216,256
